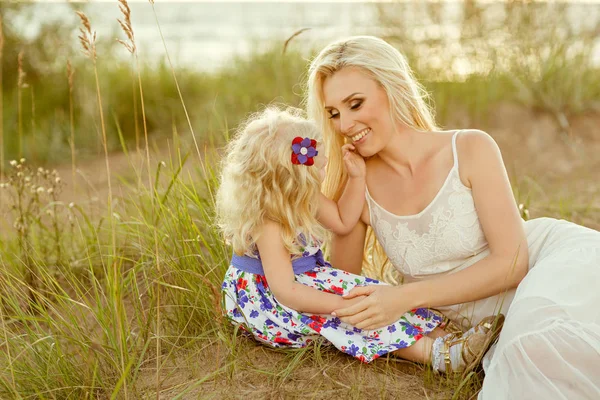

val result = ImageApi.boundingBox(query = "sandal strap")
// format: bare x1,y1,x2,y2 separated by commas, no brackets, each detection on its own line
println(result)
442,334,466,373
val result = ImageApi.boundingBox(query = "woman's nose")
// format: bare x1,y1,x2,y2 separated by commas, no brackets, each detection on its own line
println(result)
339,113,355,135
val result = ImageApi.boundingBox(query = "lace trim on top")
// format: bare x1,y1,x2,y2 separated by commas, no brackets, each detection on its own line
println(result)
367,130,488,277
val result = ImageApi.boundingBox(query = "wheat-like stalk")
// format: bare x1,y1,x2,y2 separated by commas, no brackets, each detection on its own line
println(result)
76,10,129,400
117,2,162,396
116,0,136,54
0,14,4,179
76,11,97,61
17,50,25,159
67,60,76,194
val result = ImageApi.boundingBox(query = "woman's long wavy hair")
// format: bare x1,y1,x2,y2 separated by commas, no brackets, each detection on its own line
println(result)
216,106,325,257
305,36,439,282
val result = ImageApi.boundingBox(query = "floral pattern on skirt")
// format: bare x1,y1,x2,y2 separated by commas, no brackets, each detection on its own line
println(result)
221,263,442,363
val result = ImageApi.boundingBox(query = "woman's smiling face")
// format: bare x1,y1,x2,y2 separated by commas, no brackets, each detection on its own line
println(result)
322,67,395,158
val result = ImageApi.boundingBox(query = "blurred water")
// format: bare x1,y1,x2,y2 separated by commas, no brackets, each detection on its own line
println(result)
11,1,600,72
14,2,382,70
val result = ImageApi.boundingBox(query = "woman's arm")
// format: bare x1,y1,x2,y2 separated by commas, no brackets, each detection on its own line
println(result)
256,220,364,314
333,130,529,329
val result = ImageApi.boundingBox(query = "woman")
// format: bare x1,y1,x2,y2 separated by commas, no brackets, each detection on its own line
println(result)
306,36,600,399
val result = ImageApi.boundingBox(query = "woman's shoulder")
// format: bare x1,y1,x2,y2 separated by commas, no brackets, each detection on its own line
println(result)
454,129,501,160
454,129,505,187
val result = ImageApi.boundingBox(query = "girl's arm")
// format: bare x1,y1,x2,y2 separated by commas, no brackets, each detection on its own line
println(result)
317,144,366,235
333,130,529,329
328,207,369,275
256,219,364,314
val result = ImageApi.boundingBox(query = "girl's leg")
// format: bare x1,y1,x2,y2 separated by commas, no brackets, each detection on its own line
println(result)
392,335,435,364
390,327,447,363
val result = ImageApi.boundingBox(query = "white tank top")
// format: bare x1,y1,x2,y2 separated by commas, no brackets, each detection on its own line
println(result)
366,130,489,279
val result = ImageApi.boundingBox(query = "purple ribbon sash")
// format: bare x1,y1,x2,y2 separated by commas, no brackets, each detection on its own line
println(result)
231,249,326,276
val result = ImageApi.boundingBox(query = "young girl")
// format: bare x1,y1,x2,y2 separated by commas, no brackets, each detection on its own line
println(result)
217,107,503,371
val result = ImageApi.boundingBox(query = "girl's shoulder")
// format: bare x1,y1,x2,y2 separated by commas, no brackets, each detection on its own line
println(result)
297,233,323,257
245,233,323,260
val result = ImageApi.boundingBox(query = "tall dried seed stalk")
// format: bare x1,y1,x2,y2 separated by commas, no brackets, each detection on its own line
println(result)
17,50,25,158
67,60,76,193
0,14,4,179
77,10,129,400
117,2,161,396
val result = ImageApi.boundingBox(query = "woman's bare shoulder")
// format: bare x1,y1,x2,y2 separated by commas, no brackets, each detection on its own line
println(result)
455,129,500,157
455,129,504,187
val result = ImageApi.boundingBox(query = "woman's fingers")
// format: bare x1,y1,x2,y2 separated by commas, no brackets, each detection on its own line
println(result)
342,285,375,299
355,317,379,330
333,298,370,318
342,309,376,327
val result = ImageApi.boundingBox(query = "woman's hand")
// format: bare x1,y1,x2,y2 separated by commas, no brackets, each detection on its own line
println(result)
332,285,414,330
342,144,366,178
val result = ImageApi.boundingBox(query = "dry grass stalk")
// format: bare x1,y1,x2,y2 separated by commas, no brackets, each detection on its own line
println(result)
118,2,161,396
67,60,76,193
116,0,141,153
117,0,136,54
282,28,310,54
17,50,25,158
76,10,129,399
0,14,4,58
76,11,97,61
0,14,4,180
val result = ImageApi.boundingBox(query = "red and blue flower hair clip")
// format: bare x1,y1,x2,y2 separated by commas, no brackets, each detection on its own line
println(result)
291,137,318,166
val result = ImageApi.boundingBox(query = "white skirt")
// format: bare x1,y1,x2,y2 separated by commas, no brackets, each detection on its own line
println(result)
479,218,600,399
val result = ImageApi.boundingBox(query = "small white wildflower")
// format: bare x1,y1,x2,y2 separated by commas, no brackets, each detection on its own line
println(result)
69,202,75,208
161,161,167,167
24,177,31,182
46,209,54,216
47,188,54,194
55,177,61,184
37,187,45,194
52,169,58,175
38,167,44,173
17,172,23,177
0,183,5,189
9,160,17,166
20,158,25,163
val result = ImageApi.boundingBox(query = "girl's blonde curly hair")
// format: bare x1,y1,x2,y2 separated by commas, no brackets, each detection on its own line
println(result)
216,106,325,257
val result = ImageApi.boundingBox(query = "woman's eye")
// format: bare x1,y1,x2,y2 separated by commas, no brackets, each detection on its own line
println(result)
328,112,339,119
350,101,362,110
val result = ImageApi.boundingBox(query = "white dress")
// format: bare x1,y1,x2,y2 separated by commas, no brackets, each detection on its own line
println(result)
366,130,600,399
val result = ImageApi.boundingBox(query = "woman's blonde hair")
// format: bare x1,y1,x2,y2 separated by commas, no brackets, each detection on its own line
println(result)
305,36,439,281
216,106,325,257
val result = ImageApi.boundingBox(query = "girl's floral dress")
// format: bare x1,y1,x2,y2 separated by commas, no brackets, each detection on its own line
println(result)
221,237,442,363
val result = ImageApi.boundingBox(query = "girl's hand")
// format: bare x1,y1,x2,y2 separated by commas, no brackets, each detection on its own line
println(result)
342,144,366,178
332,285,412,330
